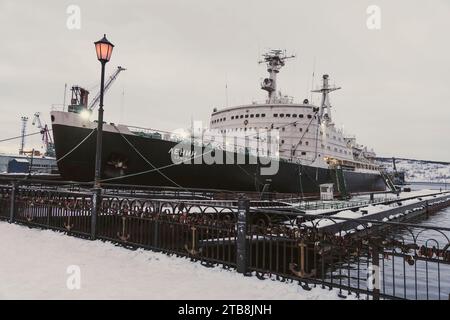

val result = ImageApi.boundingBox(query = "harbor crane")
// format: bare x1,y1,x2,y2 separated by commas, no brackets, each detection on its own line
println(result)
19,116,28,155
32,112,55,157
88,66,126,111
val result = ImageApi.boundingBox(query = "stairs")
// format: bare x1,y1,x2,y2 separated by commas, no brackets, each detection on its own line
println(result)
380,170,397,192
334,167,349,199
260,183,272,200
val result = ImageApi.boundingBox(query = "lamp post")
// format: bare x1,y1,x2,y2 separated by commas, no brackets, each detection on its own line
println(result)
91,34,114,240
93,34,114,187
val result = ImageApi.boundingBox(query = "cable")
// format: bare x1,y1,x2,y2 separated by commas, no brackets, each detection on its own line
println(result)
56,128,97,163
94,145,214,184
0,131,42,143
112,125,187,190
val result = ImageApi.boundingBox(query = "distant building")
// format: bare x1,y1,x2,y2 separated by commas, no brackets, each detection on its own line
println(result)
7,158,30,173
0,154,57,174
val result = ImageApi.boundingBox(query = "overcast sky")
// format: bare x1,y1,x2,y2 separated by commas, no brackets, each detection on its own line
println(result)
0,0,449,161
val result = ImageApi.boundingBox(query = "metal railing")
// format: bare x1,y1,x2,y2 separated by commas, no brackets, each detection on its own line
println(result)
0,182,449,300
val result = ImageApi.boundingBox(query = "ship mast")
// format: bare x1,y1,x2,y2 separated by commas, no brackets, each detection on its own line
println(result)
258,50,295,104
311,74,341,122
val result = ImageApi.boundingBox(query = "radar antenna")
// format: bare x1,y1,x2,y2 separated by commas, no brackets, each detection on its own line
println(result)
258,50,295,104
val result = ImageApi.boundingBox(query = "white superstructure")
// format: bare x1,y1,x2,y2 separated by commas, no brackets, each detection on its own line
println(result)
209,50,378,172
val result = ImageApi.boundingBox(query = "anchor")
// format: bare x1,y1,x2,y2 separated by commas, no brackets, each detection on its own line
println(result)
62,204,74,231
25,213,34,222
64,215,74,231
184,226,203,256
117,216,130,241
24,200,34,222
289,241,316,278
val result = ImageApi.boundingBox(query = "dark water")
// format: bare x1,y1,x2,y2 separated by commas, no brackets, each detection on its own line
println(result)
381,183,450,299
331,182,450,299
380,205,450,300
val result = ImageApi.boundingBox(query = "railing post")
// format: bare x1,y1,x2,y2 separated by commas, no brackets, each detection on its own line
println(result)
9,181,18,224
371,242,380,300
236,194,249,275
91,187,101,240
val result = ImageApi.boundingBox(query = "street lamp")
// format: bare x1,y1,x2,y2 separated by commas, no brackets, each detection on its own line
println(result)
93,34,114,188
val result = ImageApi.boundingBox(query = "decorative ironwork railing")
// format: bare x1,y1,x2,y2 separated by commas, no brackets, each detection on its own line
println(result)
0,182,449,300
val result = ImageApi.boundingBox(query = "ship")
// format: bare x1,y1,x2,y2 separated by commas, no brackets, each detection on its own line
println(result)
50,50,387,196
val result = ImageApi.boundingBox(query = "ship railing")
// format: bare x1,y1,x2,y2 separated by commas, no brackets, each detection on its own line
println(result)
50,104,65,111
126,125,282,160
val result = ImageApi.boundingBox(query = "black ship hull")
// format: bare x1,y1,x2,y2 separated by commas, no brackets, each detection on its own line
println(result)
52,122,386,195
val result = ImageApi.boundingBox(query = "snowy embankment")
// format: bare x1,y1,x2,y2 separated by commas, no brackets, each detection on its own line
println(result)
0,222,349,300
377,158,450,183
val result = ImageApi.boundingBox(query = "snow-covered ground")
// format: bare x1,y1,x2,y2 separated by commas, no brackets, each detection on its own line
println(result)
378,158,450,183
0,222,350,300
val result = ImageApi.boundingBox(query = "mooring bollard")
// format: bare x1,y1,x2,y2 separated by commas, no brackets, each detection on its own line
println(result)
9,181,18,224
236,194,249,274
91,187,101,240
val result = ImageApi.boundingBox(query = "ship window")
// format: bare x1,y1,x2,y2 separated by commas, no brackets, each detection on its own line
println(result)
327,146,331,150
240,115,243,119
250,114,254,118
261,113,266,117
231,116,234,120
292,114,297,118
306,141,309,146
274,113,278,117
299,128,303,132
280,114,284,118
301,152,306,156
245,114,249,118
282,127,285,131
307,115,312,119
286,114,291,117
256,114,260,118
281,140,285,144
299,114,304,118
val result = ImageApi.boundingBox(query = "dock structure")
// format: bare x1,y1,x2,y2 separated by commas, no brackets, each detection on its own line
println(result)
0,177,449,300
